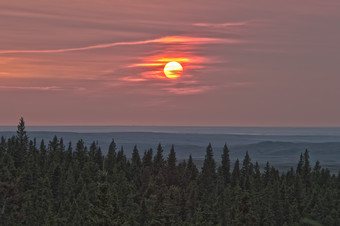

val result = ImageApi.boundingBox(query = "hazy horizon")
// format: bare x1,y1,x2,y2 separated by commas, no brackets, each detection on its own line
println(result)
2,125,340,137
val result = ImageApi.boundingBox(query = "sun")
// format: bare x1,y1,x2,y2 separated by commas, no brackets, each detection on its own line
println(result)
164,61,183,79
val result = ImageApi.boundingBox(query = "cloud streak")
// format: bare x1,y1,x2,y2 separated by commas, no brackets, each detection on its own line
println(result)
0,85,62,91
162,86,211,95
193,21,249,28
0,36,238,54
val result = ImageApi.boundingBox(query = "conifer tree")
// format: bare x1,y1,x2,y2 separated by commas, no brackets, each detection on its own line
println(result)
74,139,87,170
104,139,116,175
296,153,304,175
199,143,216,192
166,145,177,186
142,148,153,168
89,141,97,161
94,147,103,171
218,144,231,185
16,117,28,151
241,151,252,190
303,149,311,190
186,155,198,181
131,145,142,186
153,143,165,175
198,144,218,223
14,117,28,169
231,159,240,187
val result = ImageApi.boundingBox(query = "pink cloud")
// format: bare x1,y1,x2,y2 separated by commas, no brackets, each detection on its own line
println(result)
162,86,211,95
0,36,238,54
120,77,147,82
0,85,61,91
193,21,249,27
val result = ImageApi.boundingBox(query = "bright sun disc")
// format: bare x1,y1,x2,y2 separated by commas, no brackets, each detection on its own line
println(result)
164,61,183,79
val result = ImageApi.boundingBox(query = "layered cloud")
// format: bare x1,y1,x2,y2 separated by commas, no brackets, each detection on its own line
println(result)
0,36,236,54
1,0,340,126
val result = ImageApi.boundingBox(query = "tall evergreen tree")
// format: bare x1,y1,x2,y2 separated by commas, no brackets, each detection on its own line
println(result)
166,145,177,186
303,149,311,190
296,153,304,175
74,139,87,170
231,159,240,187
199,144,217,193
104,139,117,175
131,145,142,186
153,143,165,175
16,117,28,151
186,155,198,181
14,117,28,168
218,144,231,185
94,147,103,171
241,151,252,190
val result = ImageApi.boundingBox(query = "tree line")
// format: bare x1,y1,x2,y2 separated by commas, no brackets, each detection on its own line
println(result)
0,118,339,225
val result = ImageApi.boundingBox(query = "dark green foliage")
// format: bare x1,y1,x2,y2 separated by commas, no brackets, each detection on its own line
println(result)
14,117,28,169
233,192,256,225
232,159,241,187
166,145,178,186
0,118,339,225
199,144,217,196
218,143,231,186
153,143,165,175
104,139,116,175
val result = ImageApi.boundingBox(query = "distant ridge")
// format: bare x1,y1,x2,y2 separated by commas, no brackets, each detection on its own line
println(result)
1,125,340,136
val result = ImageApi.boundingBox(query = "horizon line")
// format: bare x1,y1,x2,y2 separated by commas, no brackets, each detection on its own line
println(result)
1,125,340,128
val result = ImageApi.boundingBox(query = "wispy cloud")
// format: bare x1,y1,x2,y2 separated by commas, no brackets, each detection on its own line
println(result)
0,36,237,54
0,85,61,91
162,86,211,95
193,21,249,28
120,77,148,82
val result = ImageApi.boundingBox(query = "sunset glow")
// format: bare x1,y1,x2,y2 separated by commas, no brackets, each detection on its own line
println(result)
164,62,183,79
0,0,339,126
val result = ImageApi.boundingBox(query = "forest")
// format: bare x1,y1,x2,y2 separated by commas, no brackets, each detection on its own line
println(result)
0,119,339,225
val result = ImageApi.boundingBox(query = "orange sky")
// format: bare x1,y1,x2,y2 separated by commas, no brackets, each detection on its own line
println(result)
1,0,340,126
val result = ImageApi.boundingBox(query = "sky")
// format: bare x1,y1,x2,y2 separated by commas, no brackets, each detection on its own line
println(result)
1,0,340,126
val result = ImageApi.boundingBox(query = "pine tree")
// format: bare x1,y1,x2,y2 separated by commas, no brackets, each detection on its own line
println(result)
241,151,253,190
296,153,304,175
89,141,97,161
303,149,311,190
104,139,116,175
14,117,28,169
218,144,231,185
16,117,28,151
74,139,87,170
231,159,240,187
142,148,153,168
166,145,178,186
94,147,103,171
199,143,216,192
198,144,217,224
186,155,198,181
116,146,128,173
263,161,271,187
153,143,165,176
131,146,142,173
